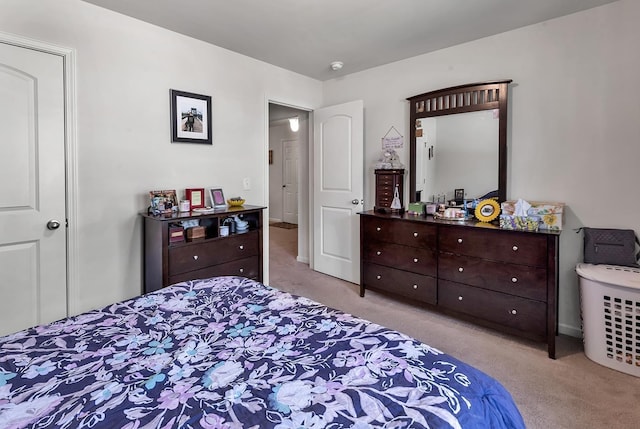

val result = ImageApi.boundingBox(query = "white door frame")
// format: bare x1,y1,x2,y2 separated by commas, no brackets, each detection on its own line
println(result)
1,31,79,315
264,99,313,284
282,138,299,225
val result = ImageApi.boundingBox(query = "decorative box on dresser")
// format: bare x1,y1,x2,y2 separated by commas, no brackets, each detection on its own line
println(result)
359,211,560,359
374,169,404,212
142,205,265,294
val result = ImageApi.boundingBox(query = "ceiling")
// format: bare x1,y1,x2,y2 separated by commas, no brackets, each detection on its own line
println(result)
82,0,618,81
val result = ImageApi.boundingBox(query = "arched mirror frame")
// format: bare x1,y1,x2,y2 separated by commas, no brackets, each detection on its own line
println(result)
408,80,512,204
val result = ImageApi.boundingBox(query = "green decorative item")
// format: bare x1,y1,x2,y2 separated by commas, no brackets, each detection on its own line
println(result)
408,202,425,215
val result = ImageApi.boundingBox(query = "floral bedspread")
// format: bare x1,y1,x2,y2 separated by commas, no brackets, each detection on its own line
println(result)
0,276,525,428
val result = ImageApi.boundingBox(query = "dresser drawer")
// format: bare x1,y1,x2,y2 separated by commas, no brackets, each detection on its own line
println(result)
377,182,394,191
169,231,259,276
169,256,260,285
377,194,393,205
363,263,436,304
438,252,547,301
438,280,546,336
377,177,395,187
362,217,437,248
363,241,436,276
438,226,547,267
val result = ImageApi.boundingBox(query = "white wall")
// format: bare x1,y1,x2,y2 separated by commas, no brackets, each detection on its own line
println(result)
0,0,323,313
322,0,640,336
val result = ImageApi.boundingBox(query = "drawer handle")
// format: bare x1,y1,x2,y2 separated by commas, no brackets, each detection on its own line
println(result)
457,238,463,244
510,309,517,315
376,275,381,280
413,258,418,263
512,245,518,251
376,227,381,232
239,268,244,273
193,255,199,260
511,277,518,283
376,251,382,256
458,267,464,273
413,284,418,289
413,232,418,237
239,245,244,250
458,296,463,301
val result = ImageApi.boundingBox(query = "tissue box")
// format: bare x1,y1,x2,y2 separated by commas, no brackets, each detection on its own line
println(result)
526,202,564,231
501,200,564,231
407,202,426,215
499,215,540,231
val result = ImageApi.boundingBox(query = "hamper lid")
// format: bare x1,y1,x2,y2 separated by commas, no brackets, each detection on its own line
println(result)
576,263,640,290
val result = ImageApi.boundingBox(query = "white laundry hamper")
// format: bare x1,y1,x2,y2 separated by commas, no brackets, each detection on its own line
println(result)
576,263,640,377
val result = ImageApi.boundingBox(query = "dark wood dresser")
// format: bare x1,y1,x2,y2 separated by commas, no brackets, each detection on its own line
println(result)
359,211,560,358
142,205,264,294
374,169,404,212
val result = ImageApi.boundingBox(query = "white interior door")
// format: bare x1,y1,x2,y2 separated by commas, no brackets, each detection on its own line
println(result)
0,42,67,336
282,139,299,224
313,100,363,283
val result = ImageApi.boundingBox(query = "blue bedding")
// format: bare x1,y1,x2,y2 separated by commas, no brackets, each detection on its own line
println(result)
0,276,525,428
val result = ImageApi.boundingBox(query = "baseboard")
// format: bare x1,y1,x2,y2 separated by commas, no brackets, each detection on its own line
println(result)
296,256,309,264
559,323,582,338
269,217,282,223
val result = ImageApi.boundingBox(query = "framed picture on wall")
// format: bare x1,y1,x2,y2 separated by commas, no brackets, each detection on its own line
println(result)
209,188,226,209
170,89,212,144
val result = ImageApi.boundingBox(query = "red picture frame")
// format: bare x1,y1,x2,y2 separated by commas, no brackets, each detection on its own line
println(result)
186,188,205,209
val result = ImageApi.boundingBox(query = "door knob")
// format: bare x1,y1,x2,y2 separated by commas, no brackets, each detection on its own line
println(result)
351,199,360,205
47,220,61,230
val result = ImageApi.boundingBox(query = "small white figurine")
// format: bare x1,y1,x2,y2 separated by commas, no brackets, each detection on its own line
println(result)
374,149,404,169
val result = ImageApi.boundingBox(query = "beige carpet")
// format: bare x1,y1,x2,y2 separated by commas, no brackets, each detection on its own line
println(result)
268,226,640,429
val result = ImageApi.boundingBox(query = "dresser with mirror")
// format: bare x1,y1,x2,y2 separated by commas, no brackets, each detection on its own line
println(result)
360,81,561,358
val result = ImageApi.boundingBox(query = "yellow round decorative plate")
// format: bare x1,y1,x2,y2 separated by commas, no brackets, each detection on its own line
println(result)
475,199,500,222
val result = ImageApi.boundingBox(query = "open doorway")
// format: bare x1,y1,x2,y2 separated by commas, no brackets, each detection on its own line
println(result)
268,103,309,268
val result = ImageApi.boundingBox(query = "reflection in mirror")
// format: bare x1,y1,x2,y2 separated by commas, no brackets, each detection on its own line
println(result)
415,110,498,203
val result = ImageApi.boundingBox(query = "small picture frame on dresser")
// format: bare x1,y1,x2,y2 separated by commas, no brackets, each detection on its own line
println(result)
186,188,205,209
148,190,177,215
209,188,226,209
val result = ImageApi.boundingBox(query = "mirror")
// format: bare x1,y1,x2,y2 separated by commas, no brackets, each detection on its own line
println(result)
408,80,511,204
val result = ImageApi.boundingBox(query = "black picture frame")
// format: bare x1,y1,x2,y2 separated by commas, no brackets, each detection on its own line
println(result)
454,188,465,204
170,89,212,144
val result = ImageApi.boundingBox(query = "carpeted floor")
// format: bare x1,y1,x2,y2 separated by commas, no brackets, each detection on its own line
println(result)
270,221,298,229
268,225,640,429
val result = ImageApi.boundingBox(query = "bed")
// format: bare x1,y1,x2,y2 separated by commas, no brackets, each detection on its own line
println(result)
0,276,525,428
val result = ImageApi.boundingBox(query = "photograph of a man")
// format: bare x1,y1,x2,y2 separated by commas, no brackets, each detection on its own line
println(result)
182,107,202,133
